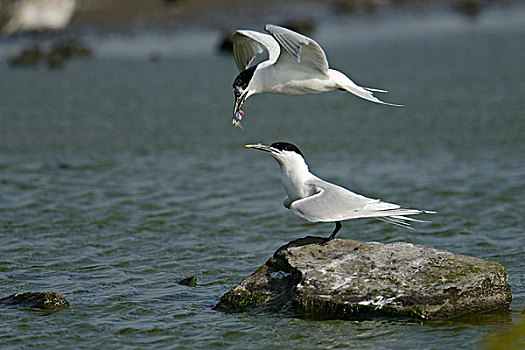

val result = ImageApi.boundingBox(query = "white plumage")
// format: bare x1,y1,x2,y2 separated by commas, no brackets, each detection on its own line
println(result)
231,24,401,127
246,142,434,241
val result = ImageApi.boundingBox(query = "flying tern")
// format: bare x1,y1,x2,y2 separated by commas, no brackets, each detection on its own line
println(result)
245,142,434,242
231,24,401,128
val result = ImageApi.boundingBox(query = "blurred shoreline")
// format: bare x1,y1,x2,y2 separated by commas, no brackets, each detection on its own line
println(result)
50,0,521,33
1,0,522,63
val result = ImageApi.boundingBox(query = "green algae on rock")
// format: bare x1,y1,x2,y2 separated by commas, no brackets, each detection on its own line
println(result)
215,286,268,313
216,236,511,320
0,292,70,311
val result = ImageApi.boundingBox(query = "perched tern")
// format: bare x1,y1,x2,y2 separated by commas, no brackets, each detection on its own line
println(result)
231,24,401,127
246,142,434,242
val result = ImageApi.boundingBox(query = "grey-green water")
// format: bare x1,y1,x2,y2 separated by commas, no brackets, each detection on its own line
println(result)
1,6,525,349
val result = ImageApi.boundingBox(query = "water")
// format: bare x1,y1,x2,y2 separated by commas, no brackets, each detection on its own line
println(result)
1,5,525,349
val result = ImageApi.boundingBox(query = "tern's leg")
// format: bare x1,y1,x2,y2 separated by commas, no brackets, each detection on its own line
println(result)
322,221,342,244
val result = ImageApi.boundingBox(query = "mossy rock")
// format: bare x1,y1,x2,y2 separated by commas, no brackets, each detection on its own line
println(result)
0,292,70,311
215,286,268,312
216,237,511,320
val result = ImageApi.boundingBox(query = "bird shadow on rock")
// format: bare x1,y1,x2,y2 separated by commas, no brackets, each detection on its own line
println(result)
277,235,326,251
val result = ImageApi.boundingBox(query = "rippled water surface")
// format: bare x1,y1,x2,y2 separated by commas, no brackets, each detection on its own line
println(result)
1,6,525,349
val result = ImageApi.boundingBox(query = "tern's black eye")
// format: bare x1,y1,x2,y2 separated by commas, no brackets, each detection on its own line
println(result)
270,142,304,157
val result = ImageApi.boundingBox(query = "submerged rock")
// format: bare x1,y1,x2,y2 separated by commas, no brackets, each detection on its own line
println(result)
216,236,511,320
178,276,197,287
0,292,70,311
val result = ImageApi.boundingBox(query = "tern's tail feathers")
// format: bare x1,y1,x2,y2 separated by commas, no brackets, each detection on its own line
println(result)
339,82,403,107
354,200,434,227
363,86,388,93
330,69,402,107
377,214,431,229
375,209,435,228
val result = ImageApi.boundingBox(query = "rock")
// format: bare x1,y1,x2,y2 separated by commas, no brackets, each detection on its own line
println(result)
8,45,45,67
0,292,70,311
8,39,92,69
217,29,234,53
46,50,67,69
215,236,511,320
455,0,482,18
46,39,93,68
48,39,93,59
178,276,197,287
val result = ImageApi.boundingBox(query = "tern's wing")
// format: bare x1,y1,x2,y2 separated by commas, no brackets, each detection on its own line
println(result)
290,180,429,223
264,24,329,73
232,30,280,71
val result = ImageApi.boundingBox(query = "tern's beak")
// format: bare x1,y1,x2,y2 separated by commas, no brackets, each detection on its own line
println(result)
233,96,243,117
245,144,277,153
232,91,248,128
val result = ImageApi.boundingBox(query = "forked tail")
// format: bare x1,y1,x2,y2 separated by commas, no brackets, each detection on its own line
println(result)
331,70,403,107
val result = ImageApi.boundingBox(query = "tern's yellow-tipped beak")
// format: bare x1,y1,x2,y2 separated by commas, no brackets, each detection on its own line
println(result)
245,144,275,153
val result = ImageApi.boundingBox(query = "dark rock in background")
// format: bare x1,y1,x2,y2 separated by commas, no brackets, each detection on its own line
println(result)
8,39,92,68
48,39,92,59
7,45,45,66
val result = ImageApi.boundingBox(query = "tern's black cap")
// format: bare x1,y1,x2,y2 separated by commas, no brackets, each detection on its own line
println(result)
270,142,304,157
233,64,257,91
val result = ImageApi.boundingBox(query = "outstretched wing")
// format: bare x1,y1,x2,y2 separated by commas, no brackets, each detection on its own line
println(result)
290,180,431,223
232,29,280,71
264,24,329,73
